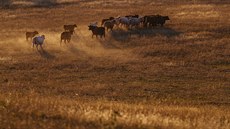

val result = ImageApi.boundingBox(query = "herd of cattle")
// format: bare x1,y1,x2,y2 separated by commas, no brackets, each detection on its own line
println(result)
26,14,170,49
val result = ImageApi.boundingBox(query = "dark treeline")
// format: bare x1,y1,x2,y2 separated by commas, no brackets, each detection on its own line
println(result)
0,0,58,8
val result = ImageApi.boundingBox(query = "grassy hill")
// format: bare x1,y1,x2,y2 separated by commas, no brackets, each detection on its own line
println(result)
0,0,229,128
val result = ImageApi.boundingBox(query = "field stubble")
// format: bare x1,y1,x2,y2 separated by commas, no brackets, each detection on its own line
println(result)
0,1,230,129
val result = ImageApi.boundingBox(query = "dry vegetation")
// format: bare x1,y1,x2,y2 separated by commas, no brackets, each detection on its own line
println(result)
0,0,230,129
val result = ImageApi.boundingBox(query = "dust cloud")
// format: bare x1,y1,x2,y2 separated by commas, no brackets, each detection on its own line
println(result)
0,25,136,62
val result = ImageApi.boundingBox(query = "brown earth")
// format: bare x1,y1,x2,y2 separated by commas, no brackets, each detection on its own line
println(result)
0,0,230,128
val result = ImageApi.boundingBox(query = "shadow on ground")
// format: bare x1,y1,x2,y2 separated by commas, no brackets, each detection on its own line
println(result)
111,27,181,42
38,49,55,59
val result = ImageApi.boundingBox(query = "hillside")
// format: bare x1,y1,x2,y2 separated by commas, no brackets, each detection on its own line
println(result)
0,1,230,128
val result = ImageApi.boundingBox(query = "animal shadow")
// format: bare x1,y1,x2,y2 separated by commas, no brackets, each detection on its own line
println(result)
38,49,55,59
111,27,181,42
65,41,88,56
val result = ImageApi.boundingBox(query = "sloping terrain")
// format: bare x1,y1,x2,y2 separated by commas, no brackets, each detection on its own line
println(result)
0,1,230,128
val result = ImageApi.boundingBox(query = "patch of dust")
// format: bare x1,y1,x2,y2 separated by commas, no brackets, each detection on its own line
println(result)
0,36,33,55
69,26,137,62
0,26,136,62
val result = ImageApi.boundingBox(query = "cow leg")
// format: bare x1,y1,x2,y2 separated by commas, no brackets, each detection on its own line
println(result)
40,45,43,50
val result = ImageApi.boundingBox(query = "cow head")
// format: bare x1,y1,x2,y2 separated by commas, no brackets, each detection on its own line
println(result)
41,35,45,39
163,16,170,20
34,31,39,35
73,24,77,28
88,25,97,31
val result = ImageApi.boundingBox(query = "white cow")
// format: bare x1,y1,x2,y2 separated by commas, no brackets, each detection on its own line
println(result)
129,17,144,28
118,17,130,27
32,35,45,49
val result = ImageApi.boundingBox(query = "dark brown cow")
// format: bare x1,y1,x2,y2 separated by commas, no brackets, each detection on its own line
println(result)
104,20,116,31
63,24,77,33
156,16,170,26
144,15,170,27
60,30,74,45
88,25,105,38
26,31,39,41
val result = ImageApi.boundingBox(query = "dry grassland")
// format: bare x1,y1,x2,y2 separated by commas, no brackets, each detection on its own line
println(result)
0,0,230,128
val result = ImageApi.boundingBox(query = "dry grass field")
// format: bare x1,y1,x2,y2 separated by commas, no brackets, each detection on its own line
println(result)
0,0,230,128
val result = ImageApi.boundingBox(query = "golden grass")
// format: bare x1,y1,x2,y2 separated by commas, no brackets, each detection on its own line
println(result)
1,92,229,129
0,0,230,128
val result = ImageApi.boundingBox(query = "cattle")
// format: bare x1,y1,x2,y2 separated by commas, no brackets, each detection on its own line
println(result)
88,25,105,38
113,17,121,26
101,17,114,26
143,15,156,27
60,30,74,45
103,20,116,31
26,31,39,41
63,24,77,33
158,16,170,26
144,15,170,27
118,17,130,28
129,17,144,28
32,35,45,49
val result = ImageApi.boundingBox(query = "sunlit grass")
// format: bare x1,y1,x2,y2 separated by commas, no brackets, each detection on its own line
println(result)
0,0,230,129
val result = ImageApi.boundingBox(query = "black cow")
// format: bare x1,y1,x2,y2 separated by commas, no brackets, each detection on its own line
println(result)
88,25,105,38
144,15,170,27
